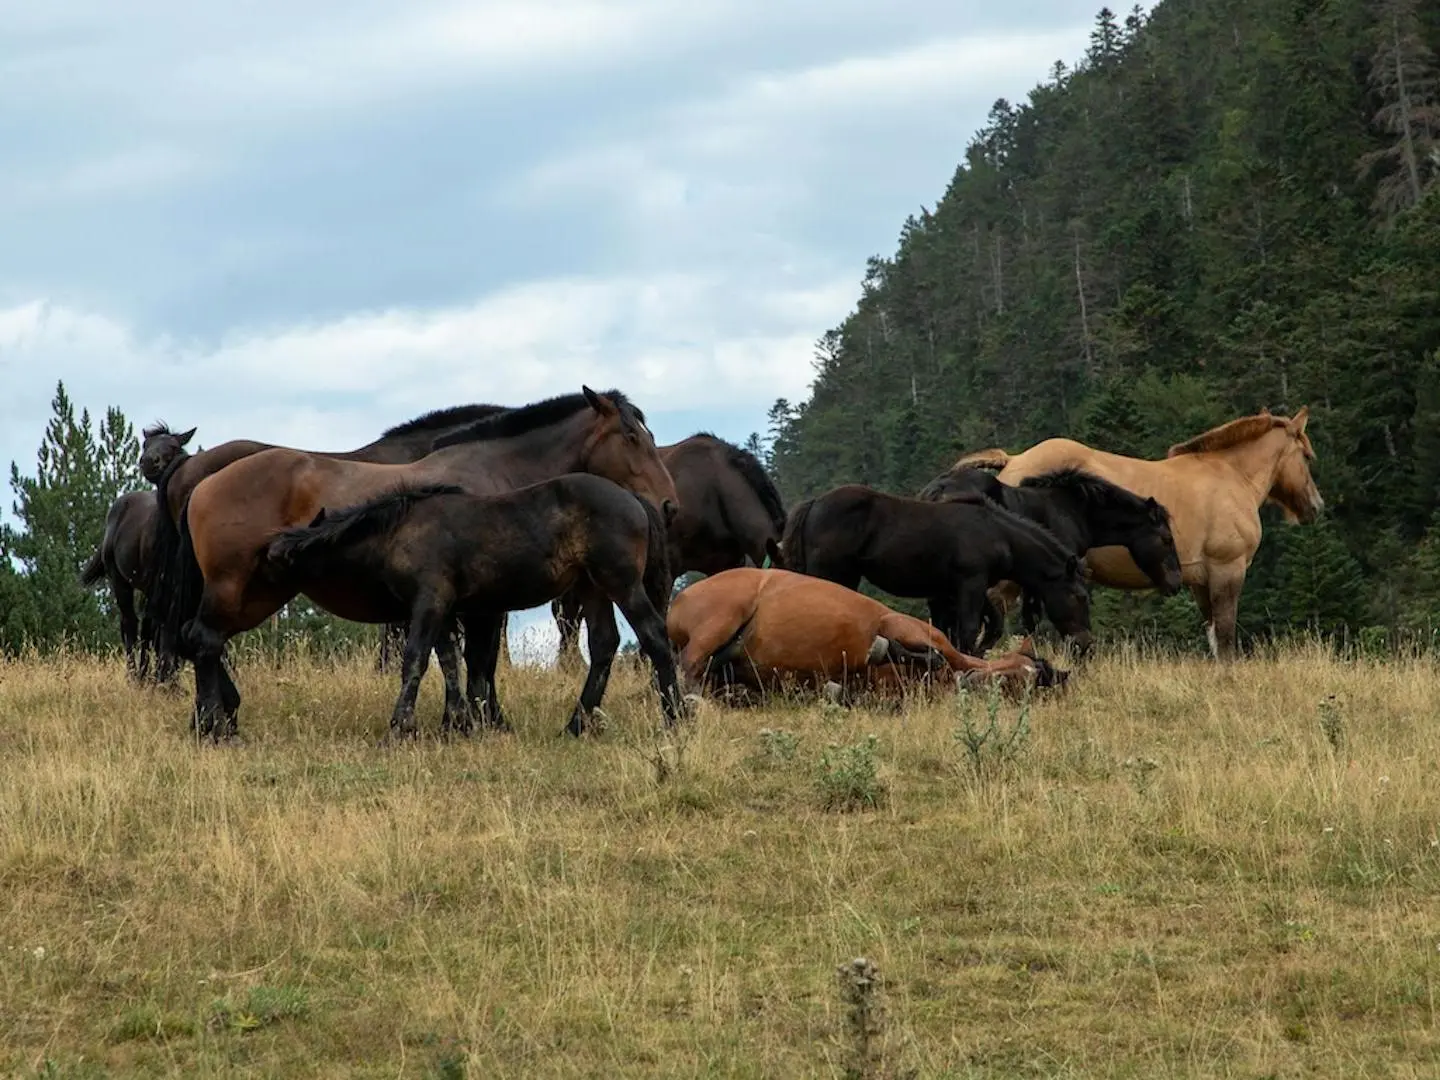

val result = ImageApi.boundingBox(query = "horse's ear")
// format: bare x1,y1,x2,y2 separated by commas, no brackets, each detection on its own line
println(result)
178,426,197,445
1289,405,1310,434
308,508,327,527
1016,636,1037,658
1145,496,1165,520
582,386,617,417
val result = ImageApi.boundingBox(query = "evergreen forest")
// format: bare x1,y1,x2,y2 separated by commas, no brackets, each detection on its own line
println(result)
763,0,1440,649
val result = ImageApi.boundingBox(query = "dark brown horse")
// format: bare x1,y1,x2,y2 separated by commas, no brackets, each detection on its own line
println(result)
156,388,678,739
918,465,1181,649
551,432,786,663
146,403,508,671
265,476,681,738
78,423,196,682
775,484,1093,655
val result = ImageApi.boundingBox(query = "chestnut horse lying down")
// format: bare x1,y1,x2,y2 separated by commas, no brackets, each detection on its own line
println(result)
666,568,1068,699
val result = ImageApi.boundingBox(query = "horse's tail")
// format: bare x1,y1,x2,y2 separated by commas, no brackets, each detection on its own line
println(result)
152,497,206,664
778,498,814,573
724,443,787,537
79,547,106,589
952,448,1011,471
140,463,184,662
264,484,462,577
637,493,675,617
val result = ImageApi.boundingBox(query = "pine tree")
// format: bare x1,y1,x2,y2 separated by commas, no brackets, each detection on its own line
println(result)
1,382,140,651
1359,0,1440,221
1275,522,1367,637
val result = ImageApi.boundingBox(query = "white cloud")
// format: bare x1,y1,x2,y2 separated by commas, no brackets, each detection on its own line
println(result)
0,270,847,478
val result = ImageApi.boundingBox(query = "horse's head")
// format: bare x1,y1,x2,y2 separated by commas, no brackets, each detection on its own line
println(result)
1129,497,1183,594
1268,406,1323,524
917,466,1005,505
139,423,196,484
579,387,680,524
1034,553,1093,653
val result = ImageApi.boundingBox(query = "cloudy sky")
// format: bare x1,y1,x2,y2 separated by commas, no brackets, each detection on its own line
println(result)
2,0,1120,657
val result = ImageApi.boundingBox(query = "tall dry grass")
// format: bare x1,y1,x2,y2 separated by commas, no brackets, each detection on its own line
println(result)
1,642,1438,1078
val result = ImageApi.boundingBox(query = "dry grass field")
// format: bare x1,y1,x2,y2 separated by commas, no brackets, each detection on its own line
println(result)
1,640,1438,1078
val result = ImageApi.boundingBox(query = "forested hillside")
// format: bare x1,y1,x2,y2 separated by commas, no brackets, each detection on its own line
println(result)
765,0,1440,647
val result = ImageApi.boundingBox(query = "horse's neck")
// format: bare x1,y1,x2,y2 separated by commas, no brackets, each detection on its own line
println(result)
1207,431,1289,508
1011,489,1087,551
998,517,1059,584
427,419,588,488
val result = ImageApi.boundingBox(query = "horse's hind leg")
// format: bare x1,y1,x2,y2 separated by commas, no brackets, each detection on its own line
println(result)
460,611,510,733
616,586,685,728
552,590,585,669
112,572,142,682
565,592,620,737
434,625,473,736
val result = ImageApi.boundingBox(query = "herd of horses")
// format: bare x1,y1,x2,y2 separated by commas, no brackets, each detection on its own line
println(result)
77,385,1324,742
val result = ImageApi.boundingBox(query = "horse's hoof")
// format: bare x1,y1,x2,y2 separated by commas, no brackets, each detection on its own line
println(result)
866,636,891,665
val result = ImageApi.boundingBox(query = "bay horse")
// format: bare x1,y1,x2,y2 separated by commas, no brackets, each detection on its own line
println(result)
145,403,508,673
774,484,1093,655
551,432,786,664
264,476,681,739
78,423,196,683
951,407,1323,658
157,388,679,740
918,465,1182,649
666,568,1068,699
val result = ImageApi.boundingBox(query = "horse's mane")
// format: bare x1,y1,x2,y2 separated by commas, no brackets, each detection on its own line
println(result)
693,431,787,534
268,484,464,568
382,404,506,438
143,420,177,440
1166,413,1291,457
1018,467,1169,524
430,389,644,449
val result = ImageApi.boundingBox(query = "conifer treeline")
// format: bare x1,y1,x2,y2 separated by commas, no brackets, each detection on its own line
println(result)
763,0,1440,647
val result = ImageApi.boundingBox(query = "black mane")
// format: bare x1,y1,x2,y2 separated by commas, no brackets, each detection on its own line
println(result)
381,403,507,439
143,420,176,440
269,484,465,568
1018,467,1168,522
430,389,643,449
693,431,788,534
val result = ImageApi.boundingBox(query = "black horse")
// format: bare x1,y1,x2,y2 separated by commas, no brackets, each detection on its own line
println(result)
774,484,1093,656
79,423,196,683
551,432,786,664
918,465,1181,648
263,474,683,740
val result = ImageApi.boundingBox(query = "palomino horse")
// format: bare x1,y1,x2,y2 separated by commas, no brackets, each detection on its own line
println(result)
146,404,507,672
78,423,196,683
551,432,787,663
158,388,679,739
265,476,680,739
952,408,1323,658
666,568,1068,699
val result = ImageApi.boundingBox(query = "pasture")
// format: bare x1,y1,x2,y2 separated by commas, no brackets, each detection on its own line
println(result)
2,643,1437,1078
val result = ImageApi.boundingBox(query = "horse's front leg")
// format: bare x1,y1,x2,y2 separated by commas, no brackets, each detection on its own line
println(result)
566,593,620,737
1202,560,1246,661
616,586,686,728
950,578,991,657
388,599,448,739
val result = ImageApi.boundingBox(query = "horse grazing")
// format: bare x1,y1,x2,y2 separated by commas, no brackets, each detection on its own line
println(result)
918,465,1181,649
145,402,508,673
551,432,787,663
774,484,1093,655
79,423,196,682
157,388,679,740
666,568,1068,699
951,407,1323,658
264,476,681,739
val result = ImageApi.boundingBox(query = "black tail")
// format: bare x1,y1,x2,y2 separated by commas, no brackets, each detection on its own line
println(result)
153,497,206,664
724,443,787,536
79,547,106,588
140,458,186,665
778,498,814,573
637,494,675,617
265,485,463,575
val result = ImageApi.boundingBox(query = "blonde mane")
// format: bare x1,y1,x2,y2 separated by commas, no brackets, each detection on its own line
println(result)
1166,412,1296,458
